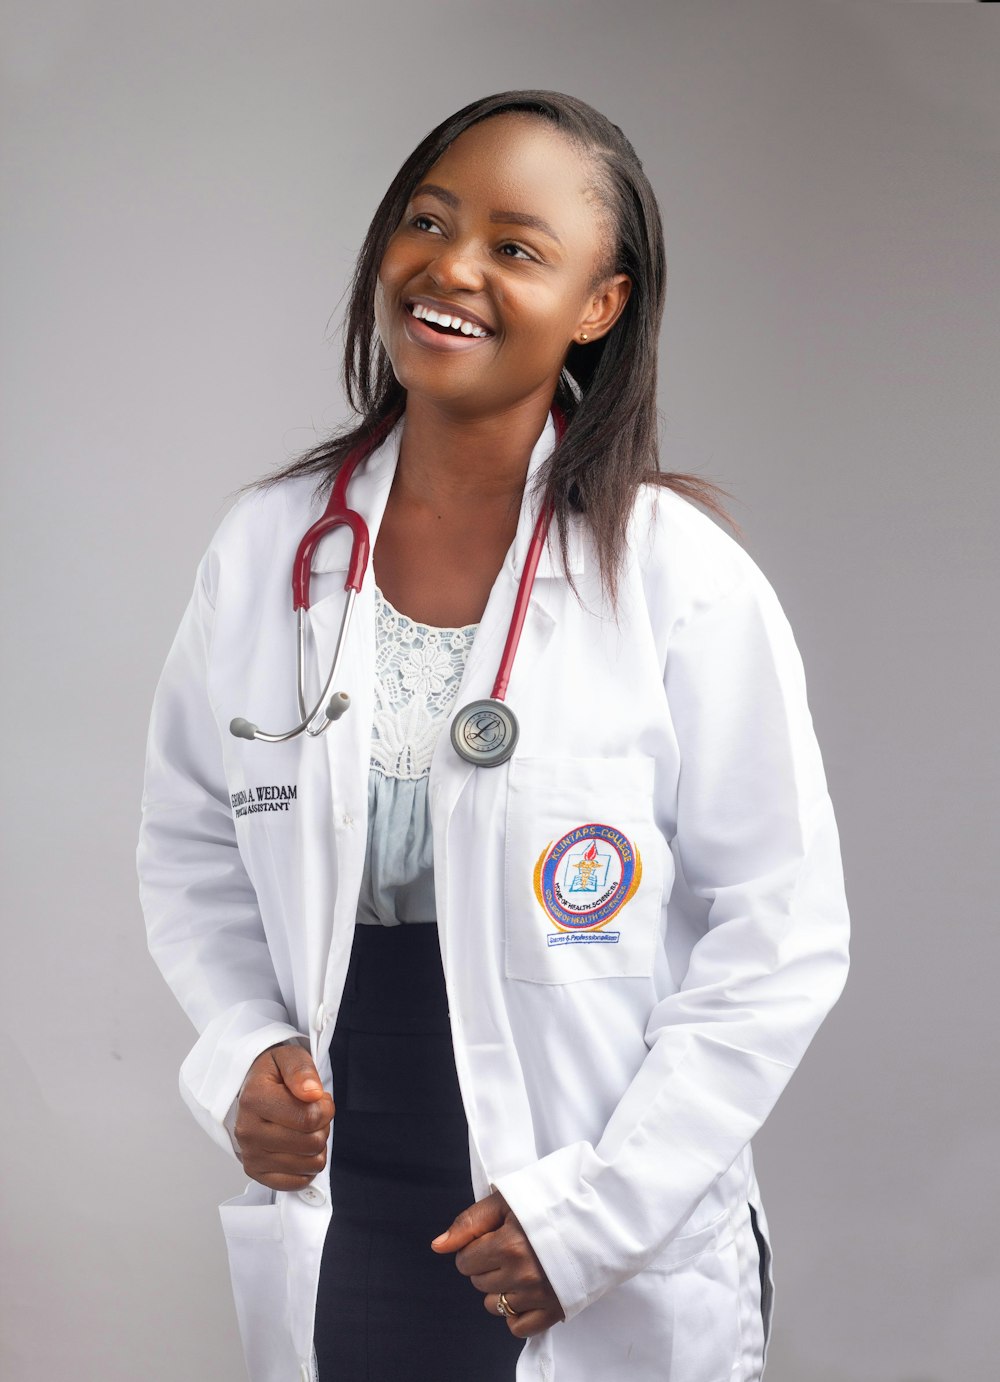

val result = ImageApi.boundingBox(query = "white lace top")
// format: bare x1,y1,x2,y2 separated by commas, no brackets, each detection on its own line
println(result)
356,586,478,926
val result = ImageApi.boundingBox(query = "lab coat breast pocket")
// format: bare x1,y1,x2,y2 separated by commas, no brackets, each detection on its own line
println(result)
504,757,666,983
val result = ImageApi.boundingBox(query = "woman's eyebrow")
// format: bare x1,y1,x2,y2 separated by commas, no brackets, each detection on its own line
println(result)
411,182,563,245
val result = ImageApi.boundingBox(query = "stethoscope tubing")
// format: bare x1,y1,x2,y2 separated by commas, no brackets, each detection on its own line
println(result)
230,404,565,751
238,596,356,744
230,417,395,743
490,499,552,703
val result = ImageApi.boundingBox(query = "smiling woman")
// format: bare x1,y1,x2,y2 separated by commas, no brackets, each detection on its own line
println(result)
138,89,850,1382
263,92,731,611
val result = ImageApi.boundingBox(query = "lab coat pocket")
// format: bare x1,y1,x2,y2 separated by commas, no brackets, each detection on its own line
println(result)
645,1206,734,1272
219,1181,299,1382
504,756,665,983
644,1215,742,1381
561,1212,740,1380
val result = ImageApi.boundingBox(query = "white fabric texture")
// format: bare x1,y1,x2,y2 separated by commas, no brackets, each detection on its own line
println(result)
357,585,477,926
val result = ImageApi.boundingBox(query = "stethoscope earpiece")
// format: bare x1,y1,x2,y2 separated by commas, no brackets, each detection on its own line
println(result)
324,692,351,722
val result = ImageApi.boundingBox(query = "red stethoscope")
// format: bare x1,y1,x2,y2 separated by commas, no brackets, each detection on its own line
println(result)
230,403,567,767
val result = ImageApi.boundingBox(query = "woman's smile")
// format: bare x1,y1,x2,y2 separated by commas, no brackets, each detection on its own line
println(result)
400,299,497,353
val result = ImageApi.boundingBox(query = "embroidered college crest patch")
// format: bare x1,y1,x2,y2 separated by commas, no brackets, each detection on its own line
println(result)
532,823,642,946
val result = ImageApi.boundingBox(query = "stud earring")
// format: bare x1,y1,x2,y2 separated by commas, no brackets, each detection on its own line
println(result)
579,333,589,342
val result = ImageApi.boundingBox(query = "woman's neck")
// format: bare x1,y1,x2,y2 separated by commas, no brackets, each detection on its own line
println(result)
393,394,553,509
371,392,555,627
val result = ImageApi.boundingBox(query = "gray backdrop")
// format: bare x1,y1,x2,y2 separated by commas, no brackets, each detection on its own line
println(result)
2,2,996,1378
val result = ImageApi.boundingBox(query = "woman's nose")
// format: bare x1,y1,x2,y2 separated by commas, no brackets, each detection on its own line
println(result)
426,240,486,292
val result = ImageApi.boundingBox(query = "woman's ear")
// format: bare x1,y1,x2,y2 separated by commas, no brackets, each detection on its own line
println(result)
576,273,632,344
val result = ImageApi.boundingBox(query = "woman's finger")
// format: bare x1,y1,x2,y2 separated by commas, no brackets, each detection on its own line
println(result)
243,1170,319,1194
244,1085,334,1132
485,1297,562,1338
507,1307,563,1339
485,1290,518,1317
468,1267,505,1294
430,1189,506,1253
468,1262,549,1302
241,1149,328,1182
453,1228,505,1277
270,1044,328,1102
482,1287,547,1316
246,1121,330,1156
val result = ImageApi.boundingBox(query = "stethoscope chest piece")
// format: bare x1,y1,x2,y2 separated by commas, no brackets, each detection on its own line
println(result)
450,698,519,767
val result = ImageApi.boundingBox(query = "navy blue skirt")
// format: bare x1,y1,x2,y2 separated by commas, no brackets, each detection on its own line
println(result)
313,922,524,1381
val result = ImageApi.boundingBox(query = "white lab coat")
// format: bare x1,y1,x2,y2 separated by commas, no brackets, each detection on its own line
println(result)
137,409,850,1382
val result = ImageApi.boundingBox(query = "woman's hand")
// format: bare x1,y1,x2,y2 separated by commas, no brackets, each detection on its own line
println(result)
431,1189,565,1338
233,1043,335,1192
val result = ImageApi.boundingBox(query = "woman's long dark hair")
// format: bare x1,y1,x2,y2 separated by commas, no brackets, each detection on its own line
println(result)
258,89,734,601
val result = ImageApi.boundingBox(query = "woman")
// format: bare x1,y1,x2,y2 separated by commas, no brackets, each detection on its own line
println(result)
138,90,850,1382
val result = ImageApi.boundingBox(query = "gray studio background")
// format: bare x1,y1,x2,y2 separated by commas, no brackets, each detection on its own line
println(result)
2,2,996,1378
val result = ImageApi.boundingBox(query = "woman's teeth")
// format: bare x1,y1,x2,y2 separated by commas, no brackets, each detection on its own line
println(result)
409,303,491,337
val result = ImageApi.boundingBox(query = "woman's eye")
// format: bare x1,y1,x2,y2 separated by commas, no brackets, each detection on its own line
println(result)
411,214,442,234
499,242,534,261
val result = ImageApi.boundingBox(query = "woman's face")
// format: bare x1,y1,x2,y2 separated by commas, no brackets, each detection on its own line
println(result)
374,113,631,418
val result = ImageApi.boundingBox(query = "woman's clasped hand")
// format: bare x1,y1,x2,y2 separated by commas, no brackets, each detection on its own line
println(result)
432,1189,566,1337
233,1043,335,1192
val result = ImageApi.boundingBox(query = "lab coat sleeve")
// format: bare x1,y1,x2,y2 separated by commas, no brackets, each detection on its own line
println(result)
492,564,850,1321
137,554,309,1160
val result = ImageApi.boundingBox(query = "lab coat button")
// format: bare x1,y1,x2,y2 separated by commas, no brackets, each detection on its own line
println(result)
342,812,353,827
298,1185,326,1206
313,1003,326,1032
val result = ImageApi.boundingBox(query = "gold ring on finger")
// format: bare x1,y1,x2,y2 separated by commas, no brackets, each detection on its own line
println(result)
497,1292,519,1319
